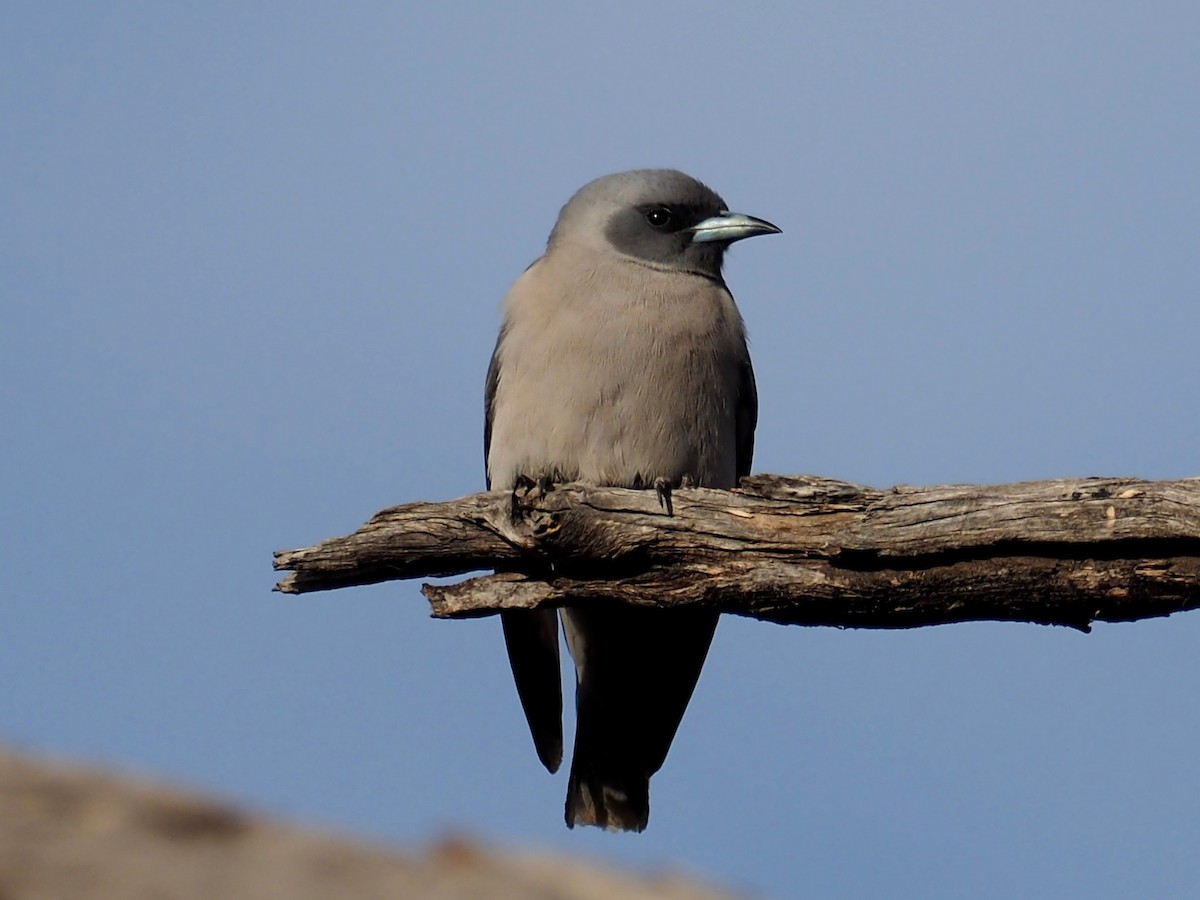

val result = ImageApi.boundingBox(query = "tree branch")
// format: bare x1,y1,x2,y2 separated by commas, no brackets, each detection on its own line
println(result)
273,475,1200,632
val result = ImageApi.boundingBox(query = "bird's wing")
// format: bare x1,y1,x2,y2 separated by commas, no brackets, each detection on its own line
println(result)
486,309,564,775
735,356,758,482
483,326,503,489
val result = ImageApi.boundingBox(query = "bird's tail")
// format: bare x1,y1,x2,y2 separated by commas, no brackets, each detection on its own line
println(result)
565,753,649,832
561,606,719,832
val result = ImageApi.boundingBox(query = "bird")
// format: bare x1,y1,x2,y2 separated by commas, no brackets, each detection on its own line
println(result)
483,168,779,831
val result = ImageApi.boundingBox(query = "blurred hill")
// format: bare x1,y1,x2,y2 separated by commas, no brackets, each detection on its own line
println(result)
0,747,740,900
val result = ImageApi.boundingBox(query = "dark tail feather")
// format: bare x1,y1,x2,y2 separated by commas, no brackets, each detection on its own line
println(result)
501,608,563,773
561,607,719,832
566,751,649,832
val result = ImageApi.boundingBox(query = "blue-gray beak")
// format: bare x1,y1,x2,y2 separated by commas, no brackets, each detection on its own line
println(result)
688,211,781,244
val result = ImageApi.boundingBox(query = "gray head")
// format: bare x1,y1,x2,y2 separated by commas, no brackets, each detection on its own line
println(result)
547,169,780,278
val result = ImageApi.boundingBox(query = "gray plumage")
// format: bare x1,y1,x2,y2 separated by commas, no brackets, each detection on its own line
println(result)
484,169,778,831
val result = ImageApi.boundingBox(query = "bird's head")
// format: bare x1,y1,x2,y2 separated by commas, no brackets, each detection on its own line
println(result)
547,169,780,279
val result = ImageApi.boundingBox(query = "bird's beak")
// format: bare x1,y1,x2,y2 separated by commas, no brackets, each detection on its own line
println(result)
687,211,781,244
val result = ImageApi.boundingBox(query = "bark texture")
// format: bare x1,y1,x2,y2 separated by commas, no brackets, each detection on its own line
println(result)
273,475,1200,632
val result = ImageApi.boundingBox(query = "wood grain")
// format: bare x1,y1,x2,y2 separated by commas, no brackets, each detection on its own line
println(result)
274,475,1200,632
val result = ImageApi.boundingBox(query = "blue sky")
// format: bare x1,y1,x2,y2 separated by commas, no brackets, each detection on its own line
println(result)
4,4,1199,897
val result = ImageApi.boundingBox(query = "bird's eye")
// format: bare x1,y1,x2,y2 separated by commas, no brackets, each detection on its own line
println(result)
645,207,673,228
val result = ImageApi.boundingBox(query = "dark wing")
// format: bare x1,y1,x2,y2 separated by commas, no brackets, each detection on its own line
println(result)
483,324,505,489
484,317,564,774
735,356,757,481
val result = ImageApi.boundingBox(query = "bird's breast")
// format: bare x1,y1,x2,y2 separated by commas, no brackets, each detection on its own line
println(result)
487,259,746,492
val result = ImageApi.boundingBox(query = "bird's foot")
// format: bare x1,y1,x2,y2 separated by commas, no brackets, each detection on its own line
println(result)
511,474,555,521
513,475,554,496
654,477,674,516
513,473,555,498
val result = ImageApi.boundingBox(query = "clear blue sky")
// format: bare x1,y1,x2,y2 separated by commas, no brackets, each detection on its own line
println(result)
4,4,1199,897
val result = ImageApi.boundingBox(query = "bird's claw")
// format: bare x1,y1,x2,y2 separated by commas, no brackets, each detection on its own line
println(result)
510,474,555,521
513,473,554,498
654,477,674,516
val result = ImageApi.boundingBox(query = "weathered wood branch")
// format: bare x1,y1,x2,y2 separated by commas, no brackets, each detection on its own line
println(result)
273,475,1200,631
